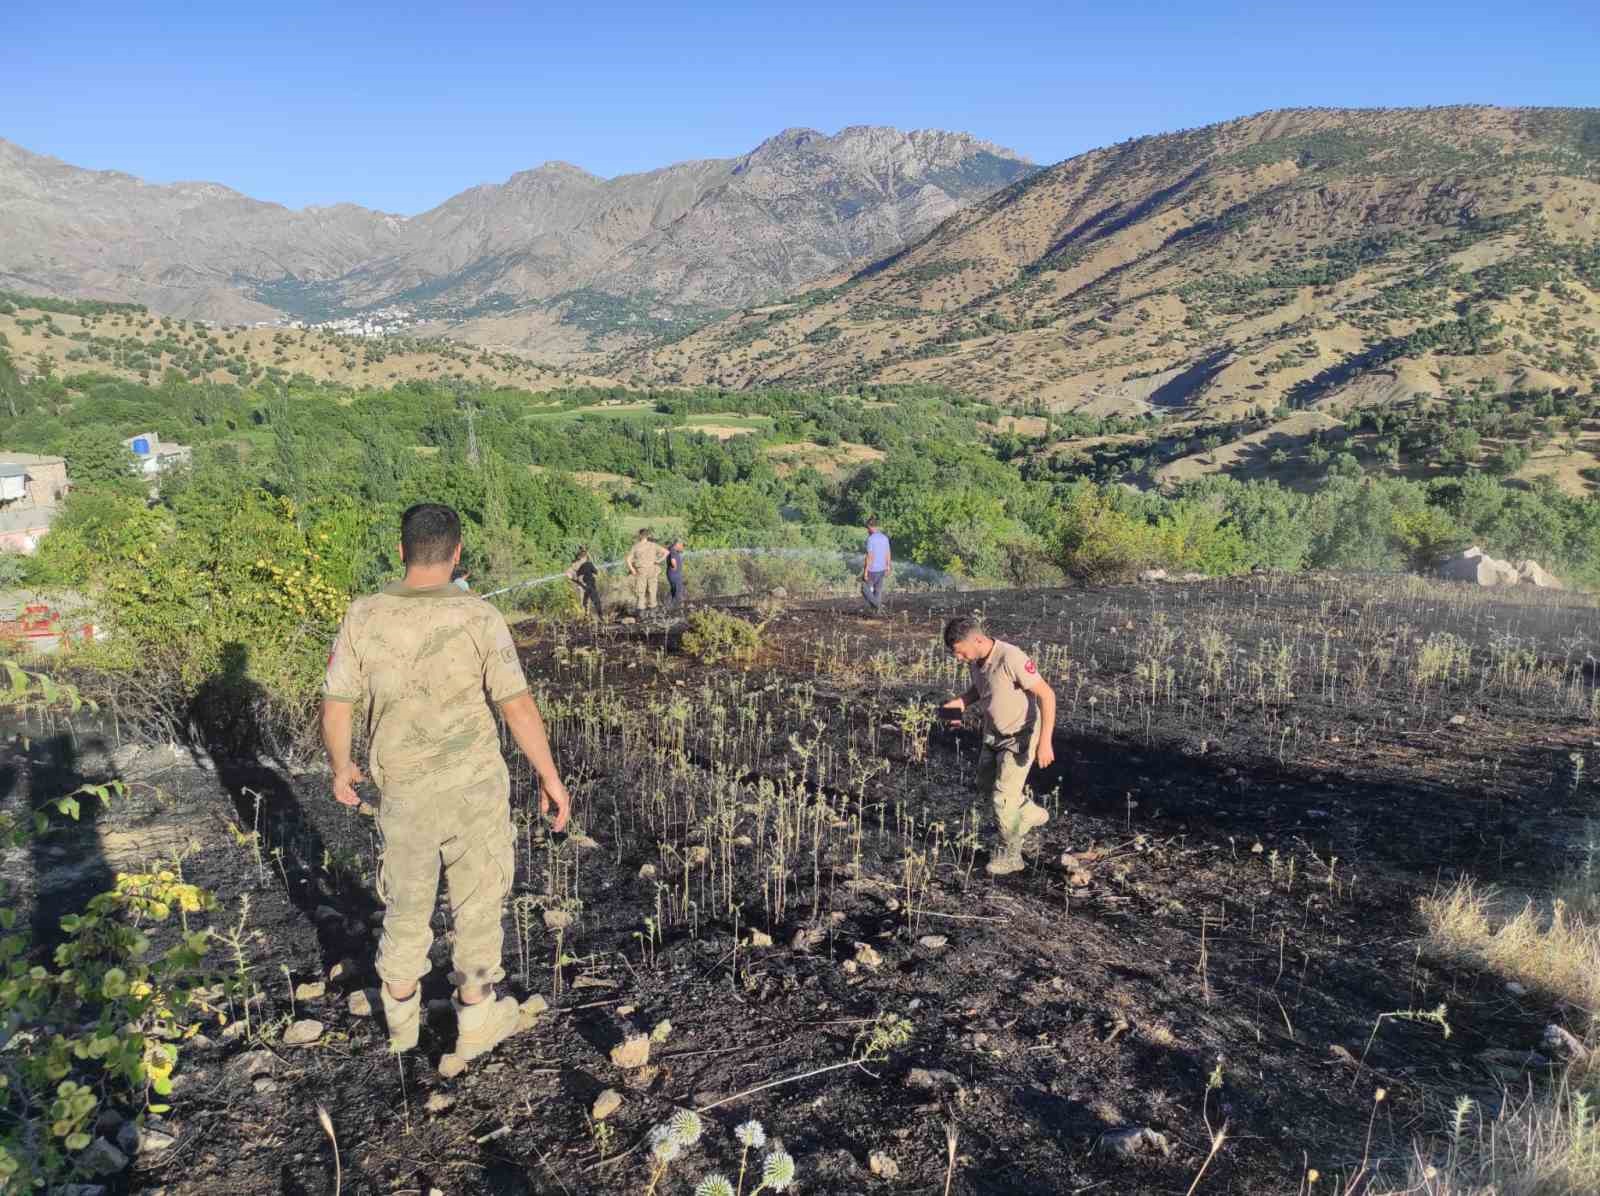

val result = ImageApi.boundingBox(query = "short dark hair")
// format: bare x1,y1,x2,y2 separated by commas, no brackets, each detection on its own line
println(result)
866,517,879,530
943,616,984,649
400,503,461,566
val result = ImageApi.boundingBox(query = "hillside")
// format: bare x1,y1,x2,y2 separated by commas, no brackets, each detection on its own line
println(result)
0,128,1034,361
636,107,1600,425
0,294,614,391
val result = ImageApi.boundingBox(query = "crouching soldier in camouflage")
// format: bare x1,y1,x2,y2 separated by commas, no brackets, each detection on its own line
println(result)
938,616,1057,875
321,503,572,1073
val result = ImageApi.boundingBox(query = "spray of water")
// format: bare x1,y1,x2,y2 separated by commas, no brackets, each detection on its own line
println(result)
481,545,957,600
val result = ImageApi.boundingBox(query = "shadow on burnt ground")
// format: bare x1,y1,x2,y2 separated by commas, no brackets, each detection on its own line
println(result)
2,727,115,951
186,642,378,975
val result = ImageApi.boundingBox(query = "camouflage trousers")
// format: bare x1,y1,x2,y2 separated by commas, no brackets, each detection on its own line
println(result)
977,721,1044,843
633,571,659,611
374,768,514,990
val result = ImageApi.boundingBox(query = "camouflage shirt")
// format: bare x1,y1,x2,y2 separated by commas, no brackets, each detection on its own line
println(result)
627,540,665,575
323,581,529,793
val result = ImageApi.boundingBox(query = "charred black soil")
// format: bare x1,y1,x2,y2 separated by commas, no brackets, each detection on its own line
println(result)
10,573,1600,1195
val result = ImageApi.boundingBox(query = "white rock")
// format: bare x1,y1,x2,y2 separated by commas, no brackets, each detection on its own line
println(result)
869,1150,899,1179
224,1049,276,1084
1100,1126,1171,1157
134,1127,177,1158
294,980,326,1001
281,1019,324,1046
918,935,948,950
854,942,883,970
592,1089,623,1121
610,1035,651,1070
348,989,375,1017
425,1092,455,1114
749,929,773,948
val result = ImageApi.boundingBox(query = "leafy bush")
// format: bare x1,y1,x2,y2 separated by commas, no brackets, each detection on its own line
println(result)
680,609,764,665
0,662,221,1189
1052,488,1162,583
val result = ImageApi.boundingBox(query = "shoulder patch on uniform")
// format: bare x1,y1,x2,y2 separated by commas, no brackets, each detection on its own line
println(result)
501,646,517,664
1024,658,1037,673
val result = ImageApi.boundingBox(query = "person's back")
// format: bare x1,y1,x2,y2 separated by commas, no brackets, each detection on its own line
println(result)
322,502,571,1076
626,532,665,613
327,582,521,793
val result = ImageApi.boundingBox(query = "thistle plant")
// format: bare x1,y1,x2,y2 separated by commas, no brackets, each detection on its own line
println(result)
643,1109,704,1194
735,1120,766,1192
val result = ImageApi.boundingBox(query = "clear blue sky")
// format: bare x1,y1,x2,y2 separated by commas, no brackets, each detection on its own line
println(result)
8,0,1596,215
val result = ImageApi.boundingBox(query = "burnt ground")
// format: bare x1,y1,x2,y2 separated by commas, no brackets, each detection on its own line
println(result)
7,573,1600,1195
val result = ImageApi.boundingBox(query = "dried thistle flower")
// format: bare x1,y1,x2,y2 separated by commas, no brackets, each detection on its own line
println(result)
649,1123,682,1164
695,1175,736,1196
669,1108,704,1146
761,1148,796,1191
735,1120,767,1149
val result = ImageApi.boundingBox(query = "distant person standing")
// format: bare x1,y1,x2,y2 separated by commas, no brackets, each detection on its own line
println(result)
625,528,668,615
665,537,687,608
450,566,472,593
565,546,602,619
861,518,892,613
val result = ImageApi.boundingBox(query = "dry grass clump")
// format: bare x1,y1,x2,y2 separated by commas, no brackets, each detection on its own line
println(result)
1399,1083,1600,1195
1405,876,1600,1194
1420,881,1600,1013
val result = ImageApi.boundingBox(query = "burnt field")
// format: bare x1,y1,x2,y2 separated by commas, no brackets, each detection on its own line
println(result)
8,573,1600,1195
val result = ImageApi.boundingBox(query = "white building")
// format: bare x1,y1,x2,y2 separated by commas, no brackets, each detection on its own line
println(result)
122,432,193,477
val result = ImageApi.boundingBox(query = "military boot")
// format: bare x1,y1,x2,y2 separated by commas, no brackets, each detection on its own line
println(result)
1018,801,1050,835
381,987,421,1053
438,992,523,1077
985,838,1025,876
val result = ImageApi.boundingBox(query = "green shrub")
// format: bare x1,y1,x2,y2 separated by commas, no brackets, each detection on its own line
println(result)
1052,489,1162,582
680,609,764,665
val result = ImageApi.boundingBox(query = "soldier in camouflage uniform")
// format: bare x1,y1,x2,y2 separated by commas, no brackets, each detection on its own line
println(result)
938,616,1057,876
625,528,668,615
321,503,571,1073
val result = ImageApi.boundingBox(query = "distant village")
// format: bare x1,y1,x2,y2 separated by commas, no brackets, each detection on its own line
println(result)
275,305,420,338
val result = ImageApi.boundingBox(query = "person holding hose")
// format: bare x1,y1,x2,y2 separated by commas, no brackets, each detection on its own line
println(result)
938,616,1057,876
565,545,602,619
321,503,572,1074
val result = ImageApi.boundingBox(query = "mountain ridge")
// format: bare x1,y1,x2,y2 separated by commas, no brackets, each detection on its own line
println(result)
633,105,1600,427
0,128,1036,357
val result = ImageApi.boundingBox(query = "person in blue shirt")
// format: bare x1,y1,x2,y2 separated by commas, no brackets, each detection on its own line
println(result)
861,518,891,613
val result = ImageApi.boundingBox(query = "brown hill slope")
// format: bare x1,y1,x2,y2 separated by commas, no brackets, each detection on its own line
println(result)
634,107,1600,420
0,298,614,391
0,128,1034,361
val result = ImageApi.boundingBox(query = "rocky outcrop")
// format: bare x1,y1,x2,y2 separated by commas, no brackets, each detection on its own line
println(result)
1439,547,1561,589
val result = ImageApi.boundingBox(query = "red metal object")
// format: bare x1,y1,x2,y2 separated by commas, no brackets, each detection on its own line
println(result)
0,603,63,641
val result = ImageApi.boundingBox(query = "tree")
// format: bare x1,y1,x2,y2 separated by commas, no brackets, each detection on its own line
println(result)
686,483,782,545
58,428,138,491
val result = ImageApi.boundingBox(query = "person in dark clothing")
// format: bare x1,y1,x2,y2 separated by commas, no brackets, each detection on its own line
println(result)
565,546,602,618
665,538,687,607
